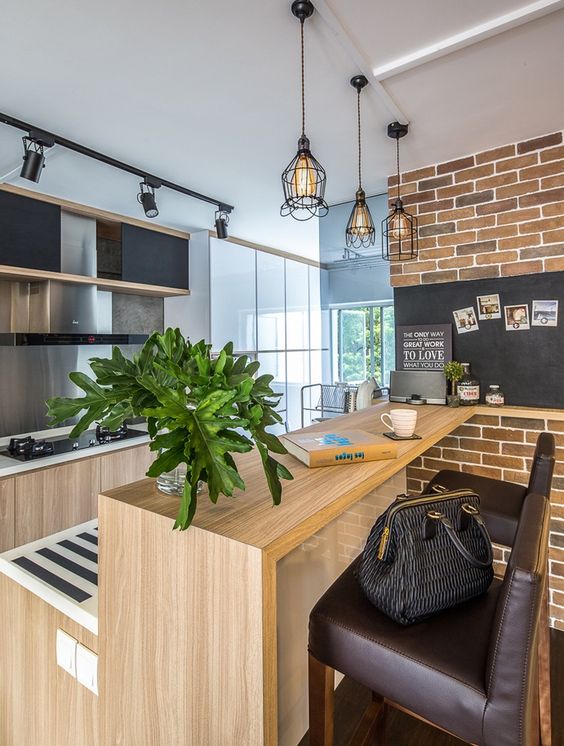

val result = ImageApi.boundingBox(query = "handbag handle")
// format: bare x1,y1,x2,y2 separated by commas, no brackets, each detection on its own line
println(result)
424,507,493,569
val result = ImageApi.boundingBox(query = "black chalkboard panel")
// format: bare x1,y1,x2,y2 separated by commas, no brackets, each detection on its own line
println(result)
394,272,564,408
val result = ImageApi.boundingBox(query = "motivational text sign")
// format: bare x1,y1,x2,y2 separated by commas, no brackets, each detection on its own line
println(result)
396,324,452,371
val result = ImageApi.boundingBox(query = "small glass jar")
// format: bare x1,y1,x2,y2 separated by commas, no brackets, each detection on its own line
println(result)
485,384,505,407
457,363,480,406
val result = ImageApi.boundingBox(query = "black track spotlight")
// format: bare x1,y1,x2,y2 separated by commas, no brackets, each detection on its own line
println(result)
137,177,161,219
20,132,53,183
215,208,230,240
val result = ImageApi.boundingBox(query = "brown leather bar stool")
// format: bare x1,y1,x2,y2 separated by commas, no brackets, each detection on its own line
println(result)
422,431,555,546
421,430,555,746
308,492,550,746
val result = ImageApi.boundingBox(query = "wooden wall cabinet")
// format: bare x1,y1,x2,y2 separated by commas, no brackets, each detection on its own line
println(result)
0,185,190,297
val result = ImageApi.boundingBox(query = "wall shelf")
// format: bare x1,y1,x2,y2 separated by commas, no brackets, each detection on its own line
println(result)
0,264,190,298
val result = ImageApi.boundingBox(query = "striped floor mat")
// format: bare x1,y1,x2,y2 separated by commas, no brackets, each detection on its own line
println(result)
11,526,98,604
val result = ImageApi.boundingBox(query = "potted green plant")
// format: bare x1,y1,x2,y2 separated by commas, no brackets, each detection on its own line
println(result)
46,328,293,530
443,360,464,407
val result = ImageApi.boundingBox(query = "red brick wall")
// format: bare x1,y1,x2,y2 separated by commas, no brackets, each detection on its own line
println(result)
406,412,564,629
388,131,564,287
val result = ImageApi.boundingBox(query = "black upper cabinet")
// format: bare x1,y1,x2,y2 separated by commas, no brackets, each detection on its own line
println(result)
121,224,189,289
0,191,61,271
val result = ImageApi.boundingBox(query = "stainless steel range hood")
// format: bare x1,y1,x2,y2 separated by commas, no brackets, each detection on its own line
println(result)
0,211,149,346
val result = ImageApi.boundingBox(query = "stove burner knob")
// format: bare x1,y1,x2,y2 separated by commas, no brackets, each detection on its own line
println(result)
89,439,96,447
72,442,79,450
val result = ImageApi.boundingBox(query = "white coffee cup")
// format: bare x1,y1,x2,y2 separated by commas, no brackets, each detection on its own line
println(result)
381,408,418,438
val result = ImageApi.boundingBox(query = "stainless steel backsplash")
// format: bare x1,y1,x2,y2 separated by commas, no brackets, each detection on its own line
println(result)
0,344,142,437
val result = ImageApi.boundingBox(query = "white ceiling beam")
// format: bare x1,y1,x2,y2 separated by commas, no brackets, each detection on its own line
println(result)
313,0,410,123
373,0,564,80
0,159,24,182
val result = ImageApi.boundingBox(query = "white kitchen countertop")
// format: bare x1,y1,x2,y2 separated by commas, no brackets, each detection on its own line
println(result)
0,424,150,478
0,519,99,634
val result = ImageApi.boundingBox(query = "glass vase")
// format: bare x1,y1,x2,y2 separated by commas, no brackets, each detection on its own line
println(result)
156,464,187,496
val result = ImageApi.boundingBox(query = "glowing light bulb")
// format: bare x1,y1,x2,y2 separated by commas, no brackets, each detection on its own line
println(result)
350,203,371,237
389,211,411,240
292,154,316,198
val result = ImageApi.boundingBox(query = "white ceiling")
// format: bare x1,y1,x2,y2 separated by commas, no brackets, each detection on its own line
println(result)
0,0,563,260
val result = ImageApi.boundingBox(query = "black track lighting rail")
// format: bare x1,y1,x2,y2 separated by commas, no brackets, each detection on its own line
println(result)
0,112,234,213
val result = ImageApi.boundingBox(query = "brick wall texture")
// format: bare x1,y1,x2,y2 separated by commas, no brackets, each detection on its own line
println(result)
388,130,564,287
406,413,564,629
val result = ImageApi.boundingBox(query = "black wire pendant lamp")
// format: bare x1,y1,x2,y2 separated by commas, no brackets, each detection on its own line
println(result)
345,75,375,249
280,0,328,221
382,122,418,261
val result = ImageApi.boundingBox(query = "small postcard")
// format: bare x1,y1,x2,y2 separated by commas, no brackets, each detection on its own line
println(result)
531,300,558,327
477,294,501,320
504,304,530,331
453,306,479,334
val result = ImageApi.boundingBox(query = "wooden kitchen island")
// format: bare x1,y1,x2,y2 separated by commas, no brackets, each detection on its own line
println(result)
3,401,558,745
98,402,478,746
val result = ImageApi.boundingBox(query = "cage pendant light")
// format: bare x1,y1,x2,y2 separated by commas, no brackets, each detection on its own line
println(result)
280,0,328,221
345,75,375,248
382,122,418,261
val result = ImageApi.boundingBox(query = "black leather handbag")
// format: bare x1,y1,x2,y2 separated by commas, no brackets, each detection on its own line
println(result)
358,487,494,625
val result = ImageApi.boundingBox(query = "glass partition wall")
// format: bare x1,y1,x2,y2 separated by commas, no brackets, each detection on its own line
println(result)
210,238,326,432
319,192,395,402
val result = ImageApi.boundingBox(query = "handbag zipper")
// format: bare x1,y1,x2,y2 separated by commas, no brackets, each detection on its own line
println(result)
377,488,477,561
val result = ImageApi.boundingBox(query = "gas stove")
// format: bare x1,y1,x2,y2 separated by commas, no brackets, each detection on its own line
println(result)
2,423,146,462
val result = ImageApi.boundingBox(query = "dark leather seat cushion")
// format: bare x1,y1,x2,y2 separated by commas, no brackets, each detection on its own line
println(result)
424,470,527,547
309,557,502,745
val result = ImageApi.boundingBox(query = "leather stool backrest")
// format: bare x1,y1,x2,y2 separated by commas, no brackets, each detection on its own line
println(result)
482,493,550,746
527,431,556,497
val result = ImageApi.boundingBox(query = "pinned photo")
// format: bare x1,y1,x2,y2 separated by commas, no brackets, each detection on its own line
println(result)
477,294,501,320
453,307,479,334
504,304,530,331
532,300,558,327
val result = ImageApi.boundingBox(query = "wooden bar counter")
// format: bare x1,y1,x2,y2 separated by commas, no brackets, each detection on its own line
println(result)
99,401,485,745
95,401,564,745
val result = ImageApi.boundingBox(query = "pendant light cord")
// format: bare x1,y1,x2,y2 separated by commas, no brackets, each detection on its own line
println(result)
300,20,306,136
357,90,362,189
396,136,401,201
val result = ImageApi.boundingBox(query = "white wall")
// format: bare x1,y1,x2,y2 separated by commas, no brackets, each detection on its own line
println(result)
164,230,210,343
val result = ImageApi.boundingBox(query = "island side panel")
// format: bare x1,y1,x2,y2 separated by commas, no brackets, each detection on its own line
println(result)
276,468,407,746
0,573,98,746
98,492,265,746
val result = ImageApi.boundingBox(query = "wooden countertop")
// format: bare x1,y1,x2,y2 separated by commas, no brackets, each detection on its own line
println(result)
101,402,473,558
100,402,564,559
100,400,563,558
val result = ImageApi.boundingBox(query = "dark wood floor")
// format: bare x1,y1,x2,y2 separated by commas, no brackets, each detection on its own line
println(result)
300,629,564,746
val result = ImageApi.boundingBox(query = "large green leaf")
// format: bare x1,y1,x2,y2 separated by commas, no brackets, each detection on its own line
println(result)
46,328,293,529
